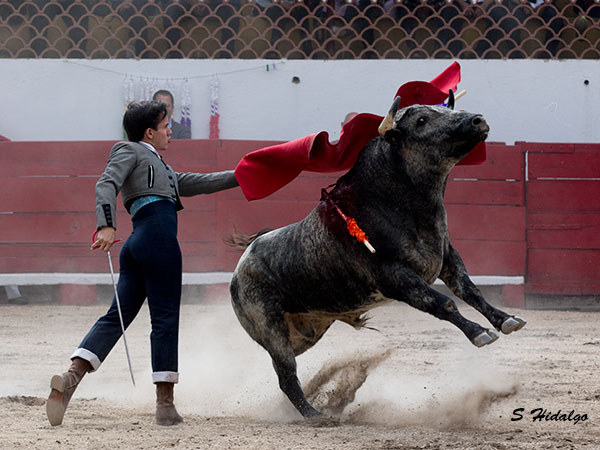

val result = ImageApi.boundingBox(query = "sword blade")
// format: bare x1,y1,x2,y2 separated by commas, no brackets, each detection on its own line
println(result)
107,251,136,387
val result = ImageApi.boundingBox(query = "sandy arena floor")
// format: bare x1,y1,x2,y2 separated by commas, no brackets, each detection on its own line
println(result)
1,296,598,449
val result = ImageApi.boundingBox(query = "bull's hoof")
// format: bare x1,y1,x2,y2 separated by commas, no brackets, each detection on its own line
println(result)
300,405,322,419
501,316,527,334
305,414,340,428
473,329,500,347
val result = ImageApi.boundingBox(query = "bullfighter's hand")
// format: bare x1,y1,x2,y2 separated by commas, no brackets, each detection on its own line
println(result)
91,227,116,252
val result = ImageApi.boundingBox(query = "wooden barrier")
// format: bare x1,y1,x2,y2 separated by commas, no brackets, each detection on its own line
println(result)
2,138,599,307
445,142,527,306
523,143,600,297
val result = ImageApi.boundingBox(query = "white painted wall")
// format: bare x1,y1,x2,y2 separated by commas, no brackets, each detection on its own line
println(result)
1,59,598,144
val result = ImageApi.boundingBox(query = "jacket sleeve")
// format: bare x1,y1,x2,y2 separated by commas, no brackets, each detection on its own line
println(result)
176,170,239,197
95,143,138,229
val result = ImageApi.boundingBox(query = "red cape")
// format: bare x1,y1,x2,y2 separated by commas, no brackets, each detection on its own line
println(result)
236,62,486,201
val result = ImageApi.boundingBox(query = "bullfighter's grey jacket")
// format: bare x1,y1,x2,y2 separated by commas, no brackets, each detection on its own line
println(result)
95,141,238,229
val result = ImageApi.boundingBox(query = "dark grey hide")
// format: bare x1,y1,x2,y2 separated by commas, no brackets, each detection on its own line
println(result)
230,101,526,418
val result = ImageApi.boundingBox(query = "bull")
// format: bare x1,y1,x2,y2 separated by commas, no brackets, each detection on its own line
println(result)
229,97,526,418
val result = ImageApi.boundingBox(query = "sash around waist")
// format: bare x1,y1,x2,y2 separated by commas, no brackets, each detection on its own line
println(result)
129,195,175,218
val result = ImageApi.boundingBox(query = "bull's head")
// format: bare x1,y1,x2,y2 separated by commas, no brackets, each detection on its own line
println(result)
378,96,489,170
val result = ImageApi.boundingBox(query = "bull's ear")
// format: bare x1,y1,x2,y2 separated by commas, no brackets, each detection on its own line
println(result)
384,128,402,145
378,96,402,136
446,89,455,110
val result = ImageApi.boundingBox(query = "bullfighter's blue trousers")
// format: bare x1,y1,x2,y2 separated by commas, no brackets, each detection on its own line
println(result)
72,200,182,384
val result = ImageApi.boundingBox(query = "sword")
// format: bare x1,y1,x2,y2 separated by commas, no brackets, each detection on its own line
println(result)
92,231,136,387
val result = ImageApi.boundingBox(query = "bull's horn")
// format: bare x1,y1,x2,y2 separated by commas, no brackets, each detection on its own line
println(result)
446,89,455,110
378,96,402,136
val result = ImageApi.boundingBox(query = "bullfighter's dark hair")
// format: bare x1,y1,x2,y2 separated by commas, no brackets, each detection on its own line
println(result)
122,101,167,142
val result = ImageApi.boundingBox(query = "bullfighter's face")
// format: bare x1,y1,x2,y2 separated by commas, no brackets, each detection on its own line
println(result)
146,114,172,152
389,105,489,169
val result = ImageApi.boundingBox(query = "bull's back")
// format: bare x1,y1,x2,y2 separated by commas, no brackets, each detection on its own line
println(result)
231,209,376,314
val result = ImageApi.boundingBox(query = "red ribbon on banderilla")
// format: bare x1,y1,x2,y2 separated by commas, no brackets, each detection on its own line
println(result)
91,231,136,387
321,188,376,254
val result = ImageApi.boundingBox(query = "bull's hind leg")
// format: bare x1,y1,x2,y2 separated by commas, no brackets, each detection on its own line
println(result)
379,268,499,347
269,343,321,418
440,245,526,334
230,279,320,418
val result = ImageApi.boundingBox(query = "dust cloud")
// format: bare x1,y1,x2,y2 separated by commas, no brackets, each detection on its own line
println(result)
95,303,518,427
305,348,394,415
299,344,518,428
25,302,517,428
343,365,518,428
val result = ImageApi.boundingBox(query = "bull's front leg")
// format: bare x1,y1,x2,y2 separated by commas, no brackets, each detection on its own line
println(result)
439,244,526,335
377,266,499,347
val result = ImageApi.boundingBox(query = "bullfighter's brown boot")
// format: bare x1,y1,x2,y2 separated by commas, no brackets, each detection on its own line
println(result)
155,382,183,426
46,357,92,426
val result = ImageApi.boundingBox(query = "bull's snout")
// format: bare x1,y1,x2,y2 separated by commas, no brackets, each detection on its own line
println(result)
471,115,489,140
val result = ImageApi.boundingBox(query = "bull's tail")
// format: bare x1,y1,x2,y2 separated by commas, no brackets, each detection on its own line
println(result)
224,228,273,250
338,313,379,332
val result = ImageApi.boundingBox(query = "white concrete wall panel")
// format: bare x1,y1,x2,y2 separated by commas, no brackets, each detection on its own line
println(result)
0,59,598,144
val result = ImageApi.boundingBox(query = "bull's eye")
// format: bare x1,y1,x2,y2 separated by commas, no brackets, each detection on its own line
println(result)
416,117,427,126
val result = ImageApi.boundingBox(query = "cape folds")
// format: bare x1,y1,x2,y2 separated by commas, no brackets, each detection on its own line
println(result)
235,62,486,201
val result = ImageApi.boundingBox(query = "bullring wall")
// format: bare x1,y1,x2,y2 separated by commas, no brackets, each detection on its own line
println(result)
1,138,598,308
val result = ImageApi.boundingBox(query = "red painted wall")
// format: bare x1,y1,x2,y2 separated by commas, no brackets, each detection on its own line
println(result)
522,143,600,296
1,139,599,300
